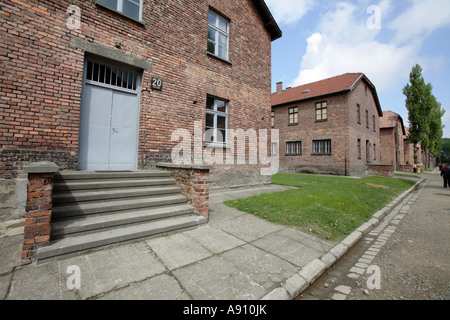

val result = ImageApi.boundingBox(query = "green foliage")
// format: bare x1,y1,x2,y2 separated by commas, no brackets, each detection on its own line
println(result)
440,138,450,163
404,64,445,159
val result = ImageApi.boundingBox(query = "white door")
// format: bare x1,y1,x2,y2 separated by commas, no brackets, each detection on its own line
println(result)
79,59,141,171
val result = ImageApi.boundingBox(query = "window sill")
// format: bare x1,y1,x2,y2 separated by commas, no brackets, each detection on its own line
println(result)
315,119,328,123
206,52,232,65
285,154,302,157
288,123,299,126
311,153,332,156
96,2,146,26
204,142,228,149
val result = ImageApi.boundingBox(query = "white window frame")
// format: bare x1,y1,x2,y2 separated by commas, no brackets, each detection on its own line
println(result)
207,10,230,61
205,96,228,147
97,0,144,22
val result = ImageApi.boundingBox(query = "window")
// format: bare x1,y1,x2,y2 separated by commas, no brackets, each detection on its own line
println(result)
366,140,370,162
207,10,230,60
206,96,228,145
373,115,376,132
373,143,377,161
315,102,328,121
357,104,361,124
271,111,275,128
85,60,139,91
271,142,278,157
286,141,302,155
357,139,362,159
366,110,369,128
97,0,143,21
313,140,331,155
289,107,298,125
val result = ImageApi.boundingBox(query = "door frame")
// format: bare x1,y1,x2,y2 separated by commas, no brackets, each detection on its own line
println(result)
78,55,143,171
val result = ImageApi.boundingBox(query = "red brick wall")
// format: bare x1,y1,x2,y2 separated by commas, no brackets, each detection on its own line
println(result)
347,79,381,174
380,128,395,165
273,78,381,175
22,172,54,263
380,120,406,170
273,93,350,175
0,0,273,186
158,165,210,218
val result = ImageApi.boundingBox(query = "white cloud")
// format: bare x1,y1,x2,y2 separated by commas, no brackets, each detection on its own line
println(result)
390,0,450,44
293,35,418,92
265,0,315,25
291,2,419,92
443,111,450,138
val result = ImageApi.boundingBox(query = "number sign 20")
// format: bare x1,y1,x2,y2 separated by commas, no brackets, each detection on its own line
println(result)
151,77,162,90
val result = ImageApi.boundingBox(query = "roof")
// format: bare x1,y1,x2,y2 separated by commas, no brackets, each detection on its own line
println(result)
380,111,406,135
271,73,383,116
252,0,282,41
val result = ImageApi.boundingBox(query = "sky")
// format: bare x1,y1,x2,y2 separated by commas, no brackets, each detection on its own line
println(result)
266,0,450,138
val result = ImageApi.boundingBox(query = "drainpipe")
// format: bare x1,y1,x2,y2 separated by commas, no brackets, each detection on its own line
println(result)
345,157,348,176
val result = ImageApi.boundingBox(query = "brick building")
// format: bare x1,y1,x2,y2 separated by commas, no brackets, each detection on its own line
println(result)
271,73,383,176
0,0,281,221
403,128,427,170
380,111,406,170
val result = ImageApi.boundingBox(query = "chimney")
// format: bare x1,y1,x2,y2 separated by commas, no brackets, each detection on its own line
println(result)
276,82,283,94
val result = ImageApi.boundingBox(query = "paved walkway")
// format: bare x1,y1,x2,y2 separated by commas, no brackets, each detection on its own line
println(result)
0,181,422,300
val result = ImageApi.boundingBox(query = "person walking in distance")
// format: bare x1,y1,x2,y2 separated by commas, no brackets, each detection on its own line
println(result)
441,164,450,188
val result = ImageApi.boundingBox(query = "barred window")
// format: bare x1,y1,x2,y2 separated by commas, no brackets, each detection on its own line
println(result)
313,140,331,155
86,60,138,91
286,141,302,155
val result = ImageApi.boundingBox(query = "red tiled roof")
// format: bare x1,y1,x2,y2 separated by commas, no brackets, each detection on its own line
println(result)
271,73,383,116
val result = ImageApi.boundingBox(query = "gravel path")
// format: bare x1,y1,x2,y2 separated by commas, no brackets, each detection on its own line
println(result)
299,171,450,300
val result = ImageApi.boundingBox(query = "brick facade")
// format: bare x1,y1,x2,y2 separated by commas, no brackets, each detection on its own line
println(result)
0,0,281,220
380,111,406,171
157,163,210,218
21,162,58,263
272,74,382,176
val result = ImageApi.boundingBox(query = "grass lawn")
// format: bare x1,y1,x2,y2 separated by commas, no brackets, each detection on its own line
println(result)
224,173,417,242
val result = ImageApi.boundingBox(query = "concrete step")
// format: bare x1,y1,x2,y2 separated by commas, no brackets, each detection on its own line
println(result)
54,170,171,181
51,204,196,239
52,186,181,204
52,194,188,219
37,215,208,262
53,178,176,192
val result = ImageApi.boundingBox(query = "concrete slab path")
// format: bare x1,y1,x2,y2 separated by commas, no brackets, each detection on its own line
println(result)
0,181,421,300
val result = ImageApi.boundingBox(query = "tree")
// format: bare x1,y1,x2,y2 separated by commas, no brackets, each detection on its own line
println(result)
440,138,450,164
427,99,445,158
403,64,445,167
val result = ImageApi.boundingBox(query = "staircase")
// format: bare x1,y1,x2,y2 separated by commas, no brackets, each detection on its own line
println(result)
36,170,207,262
